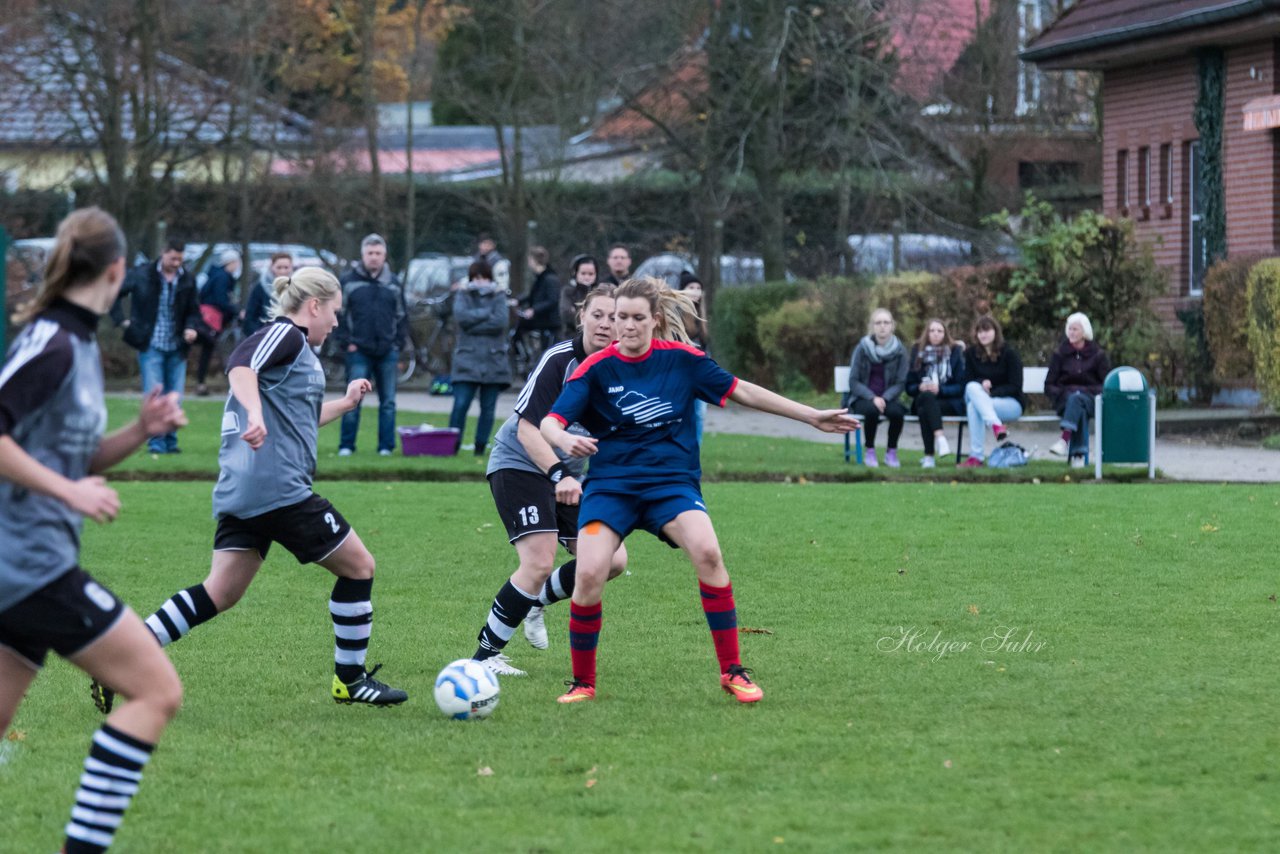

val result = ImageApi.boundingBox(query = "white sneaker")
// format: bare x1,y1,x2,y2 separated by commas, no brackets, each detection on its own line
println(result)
480,654,527,677
378,449,392,456
1070,454,1086,469
1049,438,1069,457
921,455,936,468
338,448,353,457
935,435,950,457
524,606,549,649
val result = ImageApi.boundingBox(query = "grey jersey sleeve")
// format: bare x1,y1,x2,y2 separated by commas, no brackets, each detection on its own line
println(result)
0,324,73,437
227,321,306,374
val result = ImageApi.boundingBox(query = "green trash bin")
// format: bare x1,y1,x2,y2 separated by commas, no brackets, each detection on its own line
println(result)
1095,366,1155,478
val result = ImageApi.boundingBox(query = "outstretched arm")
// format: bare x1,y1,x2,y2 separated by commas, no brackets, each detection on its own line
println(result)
91,388,187,472
0,437,120,523
728,380,861,433
320,379,372,427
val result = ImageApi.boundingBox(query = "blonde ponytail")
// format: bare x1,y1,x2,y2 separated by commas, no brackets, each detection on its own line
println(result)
269,266,340,319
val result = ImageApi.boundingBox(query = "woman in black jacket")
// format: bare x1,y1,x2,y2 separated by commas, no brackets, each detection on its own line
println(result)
960,315,1024,467
447,261,513,455
1045,312,1110,463
906,318,965,468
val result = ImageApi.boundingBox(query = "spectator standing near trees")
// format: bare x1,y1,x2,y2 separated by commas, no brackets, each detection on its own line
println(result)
243,253,292,337
111,239,200,455
194,249,241,396
517,246,561,355
559,254,597,339
446,261,512,456
336,234,408,457
475,233,511,293
601,244,631,286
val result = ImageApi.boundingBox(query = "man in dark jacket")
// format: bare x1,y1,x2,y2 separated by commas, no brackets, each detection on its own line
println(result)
110,239,200,454
516,245,561,351
336,234,408,456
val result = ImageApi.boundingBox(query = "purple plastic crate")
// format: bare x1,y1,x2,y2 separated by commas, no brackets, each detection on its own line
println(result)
397,426,460,456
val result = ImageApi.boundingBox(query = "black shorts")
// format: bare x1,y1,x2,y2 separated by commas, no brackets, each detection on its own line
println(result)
0,567,127,670
214,494,352,564
488,469,578,547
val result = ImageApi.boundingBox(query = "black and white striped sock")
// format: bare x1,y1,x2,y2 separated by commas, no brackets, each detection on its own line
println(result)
63,724,154,854
538,560,577,606
474,580,539,659
331,577,373,685
144,584,217,647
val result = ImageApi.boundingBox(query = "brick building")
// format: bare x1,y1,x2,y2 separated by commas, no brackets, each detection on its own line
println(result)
1024,0,1280,323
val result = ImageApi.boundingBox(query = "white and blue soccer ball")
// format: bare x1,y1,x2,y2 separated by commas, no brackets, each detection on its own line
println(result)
434,658,500,720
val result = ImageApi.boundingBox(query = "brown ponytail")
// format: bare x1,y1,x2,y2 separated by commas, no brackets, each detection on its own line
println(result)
13,207,125,324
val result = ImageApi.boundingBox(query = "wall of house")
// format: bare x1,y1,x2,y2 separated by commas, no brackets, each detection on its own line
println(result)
1222,41,1280,257
1103,56,1199,324
1104,40,1280,325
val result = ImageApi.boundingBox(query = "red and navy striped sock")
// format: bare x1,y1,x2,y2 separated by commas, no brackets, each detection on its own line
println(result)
568,600,602,687
699,580,740,674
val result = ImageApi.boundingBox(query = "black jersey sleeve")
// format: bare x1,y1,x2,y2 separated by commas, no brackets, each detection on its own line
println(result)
0,324,73,437
226,321,306,374
514,349,572,426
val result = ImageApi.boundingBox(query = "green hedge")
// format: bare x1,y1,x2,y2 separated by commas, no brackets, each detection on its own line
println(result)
1246,258,1280,408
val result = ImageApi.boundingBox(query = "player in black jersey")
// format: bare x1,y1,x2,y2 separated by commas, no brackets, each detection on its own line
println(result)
0,208,187,853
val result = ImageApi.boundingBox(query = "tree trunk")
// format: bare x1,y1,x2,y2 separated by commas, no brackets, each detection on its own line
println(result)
359,0,384,213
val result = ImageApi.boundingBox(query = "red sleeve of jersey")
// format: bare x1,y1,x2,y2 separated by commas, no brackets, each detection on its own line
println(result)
719,376,740,407
547,412,569,427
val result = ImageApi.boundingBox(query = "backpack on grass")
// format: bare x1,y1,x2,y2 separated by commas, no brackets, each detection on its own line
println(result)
987,442,1030,468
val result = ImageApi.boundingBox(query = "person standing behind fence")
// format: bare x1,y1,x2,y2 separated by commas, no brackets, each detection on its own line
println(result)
601,244,631,286
1046,312,1109,466
845,308,908,468
195,249,241,396
447,261,512,456
475,233,511,294
906,318,965,469
336,234,407,457
242,253,291,337
559,254,597,339
960,315,1024,468
111,239,200,455
516,246,561,355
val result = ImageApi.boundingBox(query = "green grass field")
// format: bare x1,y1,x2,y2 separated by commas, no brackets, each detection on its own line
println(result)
6,481,1278,851
105,398,1151,483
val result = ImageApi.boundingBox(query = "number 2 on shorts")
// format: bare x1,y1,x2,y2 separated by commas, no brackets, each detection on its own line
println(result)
324,512,340,534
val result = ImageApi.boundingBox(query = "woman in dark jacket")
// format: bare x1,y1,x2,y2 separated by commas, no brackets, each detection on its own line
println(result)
558,254,597,339
906,318,966,468
846,308,908,468
960,315,1024,467
1045,311,1110,463
447,261,513,455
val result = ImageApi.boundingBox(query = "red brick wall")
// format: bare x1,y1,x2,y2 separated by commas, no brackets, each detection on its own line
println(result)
1223,43,1279,256
1102,41,1280,324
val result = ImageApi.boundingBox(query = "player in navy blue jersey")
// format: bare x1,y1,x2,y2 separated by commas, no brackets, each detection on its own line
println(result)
470,286,629,677
1,207,188,853
541,277,860,704
91,267,408,714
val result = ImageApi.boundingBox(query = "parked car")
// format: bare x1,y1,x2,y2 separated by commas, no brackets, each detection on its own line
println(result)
184,242,344,289
633,252,792,289
5,237,54,303
404,252,473,304
844,233,1017,275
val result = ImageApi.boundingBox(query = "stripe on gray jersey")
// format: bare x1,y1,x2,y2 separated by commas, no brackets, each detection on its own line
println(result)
250,322,292,373
0,319,58,390
514,339,575,414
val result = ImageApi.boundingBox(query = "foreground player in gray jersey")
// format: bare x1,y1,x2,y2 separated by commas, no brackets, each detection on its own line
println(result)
1,207,187,853
471,286,628,677
92,267,407,713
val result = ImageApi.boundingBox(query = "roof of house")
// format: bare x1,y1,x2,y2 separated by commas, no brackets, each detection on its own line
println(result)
1024,0,1280,66
0,26,310,150
888,0,990,103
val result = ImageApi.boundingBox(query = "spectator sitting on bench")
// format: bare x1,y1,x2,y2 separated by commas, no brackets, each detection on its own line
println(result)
846,308,908,468
1046,312,1110,465
961,314,1024,468
907,318,966,469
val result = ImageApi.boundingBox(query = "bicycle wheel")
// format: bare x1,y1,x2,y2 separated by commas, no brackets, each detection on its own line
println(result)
398,339,417,384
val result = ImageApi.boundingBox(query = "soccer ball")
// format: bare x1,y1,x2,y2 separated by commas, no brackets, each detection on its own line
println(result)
434,658,500,720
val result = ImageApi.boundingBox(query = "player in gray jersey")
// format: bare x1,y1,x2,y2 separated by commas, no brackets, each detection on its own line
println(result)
470,286,629,677
91,268,408,715
1,208,188,854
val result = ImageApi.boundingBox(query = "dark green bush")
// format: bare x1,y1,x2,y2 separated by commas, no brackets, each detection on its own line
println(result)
1203,255,1264,381
710,281,799,385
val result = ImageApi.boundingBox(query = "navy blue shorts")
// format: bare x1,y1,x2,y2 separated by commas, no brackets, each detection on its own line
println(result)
578,482,707,546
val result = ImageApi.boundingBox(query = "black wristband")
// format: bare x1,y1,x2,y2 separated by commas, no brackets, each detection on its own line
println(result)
548,462,569,484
